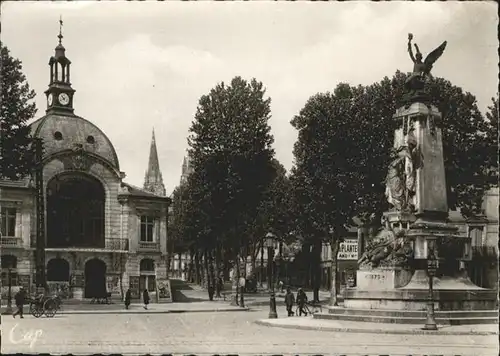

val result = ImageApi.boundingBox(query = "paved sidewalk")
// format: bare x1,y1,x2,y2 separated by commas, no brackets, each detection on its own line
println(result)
256,316,499,336
2,301,249,315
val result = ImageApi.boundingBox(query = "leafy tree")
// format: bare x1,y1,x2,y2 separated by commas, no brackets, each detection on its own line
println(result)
484,96,499,180
0,42,37,179
248,159,292,278
290,89,359,305
186,76,276,301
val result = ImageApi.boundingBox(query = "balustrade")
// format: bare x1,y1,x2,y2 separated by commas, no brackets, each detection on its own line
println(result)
1,237,22,247
138,241,160,251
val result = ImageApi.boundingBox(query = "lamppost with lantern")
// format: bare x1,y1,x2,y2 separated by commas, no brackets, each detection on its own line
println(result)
423,237,438,330
264,232,277,319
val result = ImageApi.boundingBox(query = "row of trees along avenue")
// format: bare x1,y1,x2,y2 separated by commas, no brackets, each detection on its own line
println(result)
2,40,497,304
171,71,497,304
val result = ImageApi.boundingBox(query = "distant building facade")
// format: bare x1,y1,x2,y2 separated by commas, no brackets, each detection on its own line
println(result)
0,30,171,301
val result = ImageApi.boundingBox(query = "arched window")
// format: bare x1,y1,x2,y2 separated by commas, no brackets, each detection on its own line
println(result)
47,173,105,248
1,255,18,286
47,258,70,282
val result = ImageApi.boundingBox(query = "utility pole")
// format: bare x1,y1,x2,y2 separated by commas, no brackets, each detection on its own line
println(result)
34,138,47,295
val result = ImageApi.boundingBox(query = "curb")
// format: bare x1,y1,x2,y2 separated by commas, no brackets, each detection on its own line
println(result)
54,307,250,315
254,319,499,336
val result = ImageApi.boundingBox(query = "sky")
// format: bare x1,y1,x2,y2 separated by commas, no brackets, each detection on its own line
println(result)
2,1,498,195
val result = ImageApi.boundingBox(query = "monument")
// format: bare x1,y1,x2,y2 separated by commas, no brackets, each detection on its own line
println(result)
316,34,498,325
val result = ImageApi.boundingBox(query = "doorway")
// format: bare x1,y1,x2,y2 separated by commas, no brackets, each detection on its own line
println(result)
84,258,107,298
139,258,156,294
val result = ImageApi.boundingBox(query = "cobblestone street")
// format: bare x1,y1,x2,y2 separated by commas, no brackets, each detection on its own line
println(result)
1,309,497,355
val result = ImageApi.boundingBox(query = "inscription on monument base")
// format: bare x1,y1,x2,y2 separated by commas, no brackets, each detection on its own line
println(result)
356,269,413,290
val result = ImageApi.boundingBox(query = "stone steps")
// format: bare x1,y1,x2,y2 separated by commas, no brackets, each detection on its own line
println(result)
327,307,498,318
314,312,499,325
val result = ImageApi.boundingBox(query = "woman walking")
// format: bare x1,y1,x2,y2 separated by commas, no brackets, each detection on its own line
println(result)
143,289,150,310
124,289,131,310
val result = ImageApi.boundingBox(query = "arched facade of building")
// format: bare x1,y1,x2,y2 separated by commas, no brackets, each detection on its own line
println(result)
0,26,171,301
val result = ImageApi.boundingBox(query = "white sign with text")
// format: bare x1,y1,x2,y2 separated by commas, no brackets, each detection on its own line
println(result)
338,239,358,260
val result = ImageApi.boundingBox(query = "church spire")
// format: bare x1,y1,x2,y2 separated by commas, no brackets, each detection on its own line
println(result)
180,150,193,185
144,128,166,196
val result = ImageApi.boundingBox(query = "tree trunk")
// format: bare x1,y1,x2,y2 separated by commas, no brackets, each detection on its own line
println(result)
208,248,216,300
194,250,201,285
250,253,257,278
235,251,240,305
201,250,207,288
312,239,322,302
260,242,264,286
178,253,182,279
204,249,212,300
329,238,340,306
215,244,221,281
215,244,221,297
188,249,194,282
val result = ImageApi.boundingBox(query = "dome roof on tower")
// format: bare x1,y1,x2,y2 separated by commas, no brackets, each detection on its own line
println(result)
29,113,120,170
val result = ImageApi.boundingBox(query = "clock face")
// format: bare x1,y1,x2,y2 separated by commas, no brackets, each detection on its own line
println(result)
47,94,53,106
58,93,70,106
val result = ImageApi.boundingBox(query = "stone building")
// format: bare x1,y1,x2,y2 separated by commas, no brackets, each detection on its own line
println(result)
0,30,170,301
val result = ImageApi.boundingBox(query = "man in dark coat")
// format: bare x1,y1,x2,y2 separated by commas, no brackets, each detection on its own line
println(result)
143,289,150,310
13,287,27,318
124,289,131,310
296,288,308,316
285,287,295,317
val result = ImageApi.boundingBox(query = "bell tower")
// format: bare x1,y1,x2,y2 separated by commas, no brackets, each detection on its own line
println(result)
44,16,75,115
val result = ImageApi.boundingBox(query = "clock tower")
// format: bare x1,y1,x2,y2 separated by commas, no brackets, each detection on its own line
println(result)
45,17,75,115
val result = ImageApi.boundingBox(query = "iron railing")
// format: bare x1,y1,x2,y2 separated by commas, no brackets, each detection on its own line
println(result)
138,241,160,251
1,237,22,247
42,238,129,251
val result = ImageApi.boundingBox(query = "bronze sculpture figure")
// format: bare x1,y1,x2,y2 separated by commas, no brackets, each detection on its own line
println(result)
404,33,447,98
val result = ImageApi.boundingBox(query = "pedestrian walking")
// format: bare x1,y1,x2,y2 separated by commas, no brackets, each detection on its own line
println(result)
12,287,27,319
142,289,150,310
216,275,223,298
296,288,308,316
278,280,284,293
124,289,131,310
285,287,295,317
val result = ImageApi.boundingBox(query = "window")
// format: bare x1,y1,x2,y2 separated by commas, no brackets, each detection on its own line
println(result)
86,135,95,144
54,131,63,140
1,207,16,237
140,259,155,272
1,255,18,286
140,216,154,242
146,275,156,292
469,226,484,247
1,270,18,287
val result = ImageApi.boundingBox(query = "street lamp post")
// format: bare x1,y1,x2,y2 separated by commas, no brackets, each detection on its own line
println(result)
34,138,47,295
260,239,264,287
423,238,438,331
265,232,277,319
